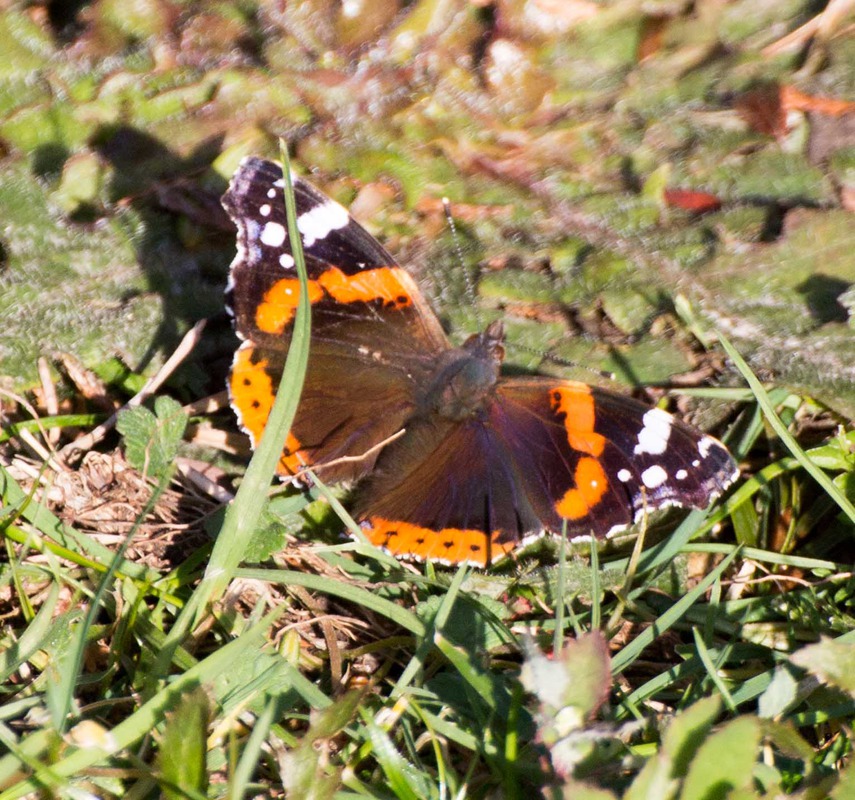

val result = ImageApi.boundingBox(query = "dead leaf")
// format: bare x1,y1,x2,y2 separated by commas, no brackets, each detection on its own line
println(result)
782,85,855,117
734,85,786,138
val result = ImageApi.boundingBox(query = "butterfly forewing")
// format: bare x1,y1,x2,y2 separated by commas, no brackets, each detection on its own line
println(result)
224,157,448,481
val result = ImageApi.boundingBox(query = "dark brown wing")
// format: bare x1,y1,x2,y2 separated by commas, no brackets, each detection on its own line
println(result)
223,157,450,482
356,378,737,566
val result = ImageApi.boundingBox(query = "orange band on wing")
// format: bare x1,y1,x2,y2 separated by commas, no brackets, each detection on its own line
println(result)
363,517,516,567
318,266,413,308
555,456,608,520
230,346,304,474
256,279,324,334
549,385,606,457
255,267,412,335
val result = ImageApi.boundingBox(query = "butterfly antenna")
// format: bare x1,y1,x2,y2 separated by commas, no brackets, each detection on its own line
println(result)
515,343,616,381
442,197,481,320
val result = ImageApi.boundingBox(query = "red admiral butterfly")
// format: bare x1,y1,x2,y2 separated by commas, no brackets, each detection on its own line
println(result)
223,157,738,566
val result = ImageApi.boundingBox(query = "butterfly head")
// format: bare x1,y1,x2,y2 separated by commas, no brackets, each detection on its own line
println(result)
418,321,505,422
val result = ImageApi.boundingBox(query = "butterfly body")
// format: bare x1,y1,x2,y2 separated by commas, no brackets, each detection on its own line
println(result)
223,157,737,566
419,322,503,421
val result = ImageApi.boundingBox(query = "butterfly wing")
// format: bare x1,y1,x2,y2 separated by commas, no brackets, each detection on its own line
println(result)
492,379,737,532
357,378,737,566
223,157,450,482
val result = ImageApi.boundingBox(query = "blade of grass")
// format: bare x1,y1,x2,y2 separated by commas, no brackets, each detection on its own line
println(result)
692,626,736,712
392,564,468,699
0,728,66,796
683,542,844,572
364,715,433,800
200,140,313,607
433,635,501,711
611,546,740,675
717,331,855,524
626,505,728,579
299,467,404,570
49,472,169,734
0,607,286,800
407,699,456,798
0,582,59,683
227,693,279,800
0,413,105,443
236,567,425,636
590,535,601,631
152,142,312,681
553,521,567,655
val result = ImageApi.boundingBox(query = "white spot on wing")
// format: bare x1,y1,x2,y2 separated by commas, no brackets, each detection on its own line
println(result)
279,253,295,269
634,408,673,456
617,468,632,483
298,200,350,247
641,464,668,489
675,469,688,480
260,204,271,217
260,221,286,247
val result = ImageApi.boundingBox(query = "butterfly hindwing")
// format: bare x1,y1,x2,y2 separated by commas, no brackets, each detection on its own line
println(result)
358,378,736,566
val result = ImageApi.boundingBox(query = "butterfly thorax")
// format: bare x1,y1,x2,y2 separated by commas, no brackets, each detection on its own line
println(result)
421,321,505,421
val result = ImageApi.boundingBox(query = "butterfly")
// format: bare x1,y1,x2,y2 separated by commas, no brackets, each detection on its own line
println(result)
223,157,737,567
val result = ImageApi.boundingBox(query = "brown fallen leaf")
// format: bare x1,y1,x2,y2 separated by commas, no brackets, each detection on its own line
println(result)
637,14,671,62
781,85,855,117
734,85,786,138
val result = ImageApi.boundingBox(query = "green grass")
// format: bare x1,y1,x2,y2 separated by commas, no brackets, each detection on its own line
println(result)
2,1,854,792
2,176,855,799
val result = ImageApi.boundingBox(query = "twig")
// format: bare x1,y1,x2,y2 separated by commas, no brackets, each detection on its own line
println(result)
37,357,60,446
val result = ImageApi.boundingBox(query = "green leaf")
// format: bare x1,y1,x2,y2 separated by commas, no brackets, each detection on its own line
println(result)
626,696,722,800
663,696,722,777
641,163,671,205
679,716,761,800
790,637,855,696
53,152,103,217
116,396,186,480
278,692,362,800
416,593,509,654
366,718,437,800
831,755,855,800
157,687,209,800
241,504,289,564
278,744,340,800
757,667,799,719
